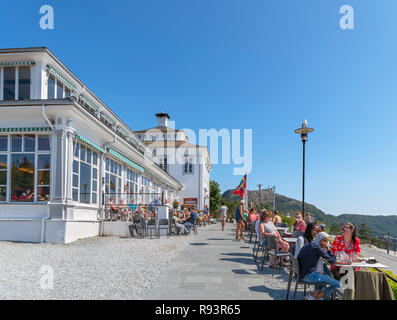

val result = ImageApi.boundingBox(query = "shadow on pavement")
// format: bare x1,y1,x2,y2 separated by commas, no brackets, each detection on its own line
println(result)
249,285,295,300
219,257,255,265
221,252,253,257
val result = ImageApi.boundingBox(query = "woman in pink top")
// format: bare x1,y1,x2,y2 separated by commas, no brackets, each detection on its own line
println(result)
293,212,306,232
247,208,258,224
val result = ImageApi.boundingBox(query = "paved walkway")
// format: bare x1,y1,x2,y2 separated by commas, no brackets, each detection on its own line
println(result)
145,223,298,300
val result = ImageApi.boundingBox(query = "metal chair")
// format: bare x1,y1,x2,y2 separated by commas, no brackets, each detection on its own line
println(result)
169,218,177,236
157,219,169,238
262,235,290,276
146,219,157,239
286,253,330,300
249,221,256,243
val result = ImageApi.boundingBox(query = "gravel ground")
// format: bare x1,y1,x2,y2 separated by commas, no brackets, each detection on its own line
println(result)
0,234,193,300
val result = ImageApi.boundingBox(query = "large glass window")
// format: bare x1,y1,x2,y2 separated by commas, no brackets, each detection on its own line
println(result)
0,136,8,152
104,157,122,204
18,66,31,100
72,141,98,205
183,157,193,174
47,75,55,99
56,81,63,99
0,154,7,201
3,67,16,100
11,154,34,202
37,154,50,202
125,168,139,204
0,134,50,202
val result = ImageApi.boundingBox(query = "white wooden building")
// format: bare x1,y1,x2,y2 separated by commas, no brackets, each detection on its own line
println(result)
0,47,183,243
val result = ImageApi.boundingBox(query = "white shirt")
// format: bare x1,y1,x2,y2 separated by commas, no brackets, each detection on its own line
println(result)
220,205,228,216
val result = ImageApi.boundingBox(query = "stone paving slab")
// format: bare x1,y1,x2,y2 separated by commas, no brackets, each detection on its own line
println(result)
145,223,303,300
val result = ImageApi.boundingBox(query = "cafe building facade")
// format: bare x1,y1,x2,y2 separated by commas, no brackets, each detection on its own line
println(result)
0,47,183,243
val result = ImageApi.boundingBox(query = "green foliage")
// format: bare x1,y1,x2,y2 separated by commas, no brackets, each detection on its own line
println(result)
280,214,294,228
210,180,223,218
329,225,340,235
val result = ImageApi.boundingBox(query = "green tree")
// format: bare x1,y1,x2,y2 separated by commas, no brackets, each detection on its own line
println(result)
329,225,340,235
210,180,223,218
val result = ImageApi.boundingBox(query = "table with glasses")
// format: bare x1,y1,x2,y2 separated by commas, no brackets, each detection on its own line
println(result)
330,258,390,292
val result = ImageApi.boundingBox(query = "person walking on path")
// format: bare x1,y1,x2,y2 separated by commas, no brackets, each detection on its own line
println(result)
219,202,228,231
235,200,247,240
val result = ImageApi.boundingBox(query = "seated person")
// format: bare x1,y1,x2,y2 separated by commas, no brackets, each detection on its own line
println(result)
183,209,197,231
20,188,34,201
108,197,120,218
129,212,146,237
260,210,290,267
294,222,318,258
293,212,306,232
330,222,361,279
171,212,189,235
297,232,339,300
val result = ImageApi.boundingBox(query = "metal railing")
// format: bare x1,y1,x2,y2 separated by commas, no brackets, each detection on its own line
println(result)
102,192,166,222
359,231,397,255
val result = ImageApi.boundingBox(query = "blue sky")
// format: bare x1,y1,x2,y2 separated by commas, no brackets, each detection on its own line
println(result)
2,0,397,216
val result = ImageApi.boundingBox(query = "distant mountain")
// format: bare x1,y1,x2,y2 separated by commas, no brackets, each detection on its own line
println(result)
222,189,397,236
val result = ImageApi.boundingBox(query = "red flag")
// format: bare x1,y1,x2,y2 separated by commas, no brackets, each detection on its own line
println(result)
233,173,247,199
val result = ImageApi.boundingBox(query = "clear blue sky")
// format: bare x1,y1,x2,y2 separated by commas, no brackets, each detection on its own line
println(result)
2,0,397,216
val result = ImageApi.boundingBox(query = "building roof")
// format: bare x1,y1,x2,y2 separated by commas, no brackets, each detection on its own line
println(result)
155,112,170,119
133,126,184,134
143,140,208,149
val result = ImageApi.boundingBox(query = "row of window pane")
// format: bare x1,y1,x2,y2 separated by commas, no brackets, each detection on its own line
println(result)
2,67,31,100
0,135,50,152
72,142,98,204
47,75,71,99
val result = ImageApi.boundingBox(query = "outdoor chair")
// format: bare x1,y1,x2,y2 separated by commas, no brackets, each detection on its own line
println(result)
129,215,145,238
157,219,170,238
249,222,256,243
184,217,198,235
146,219,157,239
261,235,291,277
169,219,177,236
253,232,266,263
285,254,330,300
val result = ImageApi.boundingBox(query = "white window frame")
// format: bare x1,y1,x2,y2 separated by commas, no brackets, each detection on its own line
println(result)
183,157,193,174
72,141,99,205
0,134,51,203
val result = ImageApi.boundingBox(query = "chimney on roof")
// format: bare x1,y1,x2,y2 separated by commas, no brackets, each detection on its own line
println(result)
155,112,170,127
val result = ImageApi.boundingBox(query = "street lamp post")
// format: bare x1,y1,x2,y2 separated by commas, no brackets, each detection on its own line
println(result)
270,186,276,211
257,184,262,209
295,120,314,217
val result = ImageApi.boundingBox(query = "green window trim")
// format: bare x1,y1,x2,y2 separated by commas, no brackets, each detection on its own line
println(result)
0,127,51,132
108,148,144,173
80,94,100,111
76,135,105,153
47,65,77,91
0,62,35,67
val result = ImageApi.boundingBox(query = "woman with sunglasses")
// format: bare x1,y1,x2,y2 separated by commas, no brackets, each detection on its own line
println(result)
330,222,361,279
293,212,306,232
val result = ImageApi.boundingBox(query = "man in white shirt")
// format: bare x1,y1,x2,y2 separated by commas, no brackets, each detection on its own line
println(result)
219,202,228,231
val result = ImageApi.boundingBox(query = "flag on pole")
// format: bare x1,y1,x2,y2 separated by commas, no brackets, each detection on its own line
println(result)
233,173,247,199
